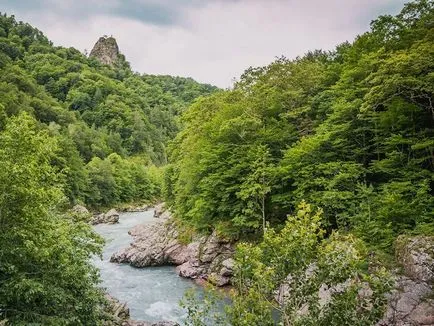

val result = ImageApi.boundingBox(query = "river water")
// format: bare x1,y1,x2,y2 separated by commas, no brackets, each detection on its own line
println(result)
92,210,203,324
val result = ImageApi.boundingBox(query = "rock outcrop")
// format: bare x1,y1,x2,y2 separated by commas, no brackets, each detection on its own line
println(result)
72,204,90,215
89,36,120,66
93,208,120,225
274,236,434,325
111,206,235,286
377,236,434,326
104,294,130,324
396,236,434,283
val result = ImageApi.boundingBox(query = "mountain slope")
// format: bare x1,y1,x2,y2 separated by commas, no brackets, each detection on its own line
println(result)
0,13,217,207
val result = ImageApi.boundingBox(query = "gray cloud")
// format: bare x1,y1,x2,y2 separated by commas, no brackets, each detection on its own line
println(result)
2,0,236,26
1,0,407,87
2,0,179,25
112,1,177,26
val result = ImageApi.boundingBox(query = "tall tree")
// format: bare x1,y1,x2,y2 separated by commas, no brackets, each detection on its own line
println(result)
0,113,105,325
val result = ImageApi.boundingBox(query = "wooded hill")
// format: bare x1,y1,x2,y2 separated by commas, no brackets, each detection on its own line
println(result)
165,0,434,253
0,13,217,208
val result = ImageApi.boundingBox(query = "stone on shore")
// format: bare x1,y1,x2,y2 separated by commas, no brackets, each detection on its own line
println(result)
92,208,120,225
72,204,89,215
153,203,171,219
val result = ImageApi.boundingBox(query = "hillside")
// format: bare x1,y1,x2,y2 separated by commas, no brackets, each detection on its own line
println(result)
163,1,434,323
0,13,217,207
166,1,434,248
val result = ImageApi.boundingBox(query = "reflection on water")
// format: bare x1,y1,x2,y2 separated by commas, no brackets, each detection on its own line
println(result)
92,210,203,324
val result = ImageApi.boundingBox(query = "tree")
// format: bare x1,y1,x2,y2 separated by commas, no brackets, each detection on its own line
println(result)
0,113,105,325
236,144,272,234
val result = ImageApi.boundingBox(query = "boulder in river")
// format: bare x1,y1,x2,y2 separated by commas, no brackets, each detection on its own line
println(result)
111,206,235,286
93,208,120,225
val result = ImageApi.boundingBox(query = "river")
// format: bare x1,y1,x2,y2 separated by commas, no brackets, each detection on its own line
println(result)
92,210,204,324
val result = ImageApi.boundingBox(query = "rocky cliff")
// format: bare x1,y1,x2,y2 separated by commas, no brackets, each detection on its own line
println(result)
89,36,120,66
377,236,434,326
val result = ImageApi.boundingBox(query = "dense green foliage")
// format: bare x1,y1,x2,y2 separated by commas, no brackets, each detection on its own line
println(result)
0,112,105,325
176,3,433,322
166,0,434,251
0,12,216,208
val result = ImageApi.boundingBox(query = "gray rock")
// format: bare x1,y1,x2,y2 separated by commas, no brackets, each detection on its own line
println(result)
111,208,235,286
377,277,434,326
106,294,130,320
160,210,171,220
199,231,221,263
92,213,105,225
111,220,179,266
122,205,149,213
92,208,120,225
207,272,231,287
176,261,205,279
377,236,434,326
396,236,434,283
89,36,120,66
105,209,120,223
220,258,235,277
153,203,166,218
72,204,89,215
104,294,131,325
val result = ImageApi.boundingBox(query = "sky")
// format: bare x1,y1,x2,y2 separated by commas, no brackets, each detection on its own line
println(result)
1,0,407,88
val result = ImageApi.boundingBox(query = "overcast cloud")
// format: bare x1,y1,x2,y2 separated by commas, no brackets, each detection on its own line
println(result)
2,0,406,87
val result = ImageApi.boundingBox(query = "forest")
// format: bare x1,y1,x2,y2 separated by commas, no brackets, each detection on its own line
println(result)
0,0,433,324
166,1,434,324
166,0,434,249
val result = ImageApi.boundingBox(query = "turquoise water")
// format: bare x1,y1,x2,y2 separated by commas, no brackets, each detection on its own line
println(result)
92,210,203,324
